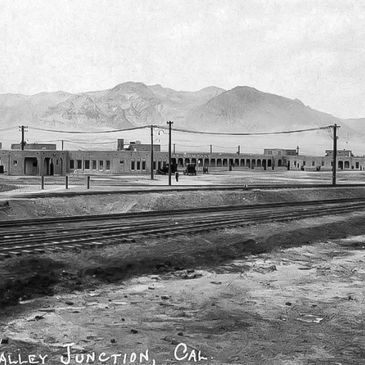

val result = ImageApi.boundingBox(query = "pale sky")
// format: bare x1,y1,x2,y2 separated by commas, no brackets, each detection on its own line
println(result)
1,0,364,118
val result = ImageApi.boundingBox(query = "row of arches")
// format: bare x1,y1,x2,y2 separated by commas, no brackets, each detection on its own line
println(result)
338,160,360,170
24,157,63,176
175,157,275,169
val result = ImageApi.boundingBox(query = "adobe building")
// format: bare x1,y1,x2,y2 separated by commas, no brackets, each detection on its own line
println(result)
0,150,68,176
10,143,57,150
286,149,364,171
0,142,364,176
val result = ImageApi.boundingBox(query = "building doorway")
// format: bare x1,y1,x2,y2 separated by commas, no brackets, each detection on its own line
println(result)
43,158,54,176
24,157,38,175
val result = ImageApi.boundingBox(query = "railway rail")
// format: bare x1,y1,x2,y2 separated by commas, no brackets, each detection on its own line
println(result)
0,197,364,260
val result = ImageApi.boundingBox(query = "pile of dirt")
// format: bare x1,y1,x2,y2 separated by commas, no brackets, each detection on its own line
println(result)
0,183,18,192
2,186,365,220
0,258,64,307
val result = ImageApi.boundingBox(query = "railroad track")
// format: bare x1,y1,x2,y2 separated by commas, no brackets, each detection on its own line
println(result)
0,198,364,259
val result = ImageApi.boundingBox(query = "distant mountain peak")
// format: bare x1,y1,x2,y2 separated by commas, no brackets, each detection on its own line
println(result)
0,82,363,143
197,85,225,92
110,81,149,92
232,85,259,92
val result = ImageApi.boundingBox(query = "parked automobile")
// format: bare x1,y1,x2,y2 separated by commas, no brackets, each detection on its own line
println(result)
183,163,197,175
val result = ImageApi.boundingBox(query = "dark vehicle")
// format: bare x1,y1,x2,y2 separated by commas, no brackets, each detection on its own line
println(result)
156,162,177,175
183,163,197,176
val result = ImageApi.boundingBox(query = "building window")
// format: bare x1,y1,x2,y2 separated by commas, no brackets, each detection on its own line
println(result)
312,161,315,166
106,160,110,170
303,161,306,166
131,161,135,170
321,161,325,166
77,160,82,169
70,160,74,169
99,160,104,170
356,162,359,169
137,160,141,170
120,160,124,164
84,160,90,169
153,161,156,169
92,160,97,169
13,160,18,166
142,160,146,170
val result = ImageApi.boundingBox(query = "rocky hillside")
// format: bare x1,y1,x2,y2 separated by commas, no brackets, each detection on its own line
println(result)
0,82,363,139
186,86,340,132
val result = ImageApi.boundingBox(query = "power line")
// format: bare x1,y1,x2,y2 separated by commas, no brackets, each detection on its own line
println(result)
29,125,149,134
0,127,16,132
155,125,333,136
28,124,334,136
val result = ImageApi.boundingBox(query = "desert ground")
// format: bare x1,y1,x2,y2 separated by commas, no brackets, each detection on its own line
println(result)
0,171,364,364
0,169,365,195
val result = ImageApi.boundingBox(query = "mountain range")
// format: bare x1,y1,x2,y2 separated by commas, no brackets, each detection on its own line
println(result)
0,81,363,142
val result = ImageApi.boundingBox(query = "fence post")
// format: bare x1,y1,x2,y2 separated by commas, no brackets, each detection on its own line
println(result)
41,176,45,190
86,175,90,189
65,175,69,189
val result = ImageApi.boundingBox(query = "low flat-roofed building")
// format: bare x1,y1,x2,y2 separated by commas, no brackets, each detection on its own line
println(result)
1,145,365,176
125,141,161,152
11,143,57,150
325,149,353,157
264,148,298,156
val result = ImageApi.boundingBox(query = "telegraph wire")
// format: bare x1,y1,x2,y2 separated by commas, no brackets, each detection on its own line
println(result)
155,125,334,136
0,127,17,132
29,124,334,136
29,125,149,134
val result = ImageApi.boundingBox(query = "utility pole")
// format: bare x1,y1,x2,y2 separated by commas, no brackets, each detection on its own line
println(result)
173,143,176,154
61,140,64,151
237,145,240,155
167,121,173,186
150,125,154,180
19,125,28,150
210,144,212,154
332,123,339,186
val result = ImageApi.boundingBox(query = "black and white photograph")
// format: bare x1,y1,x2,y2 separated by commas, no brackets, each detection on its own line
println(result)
0,0,364,364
